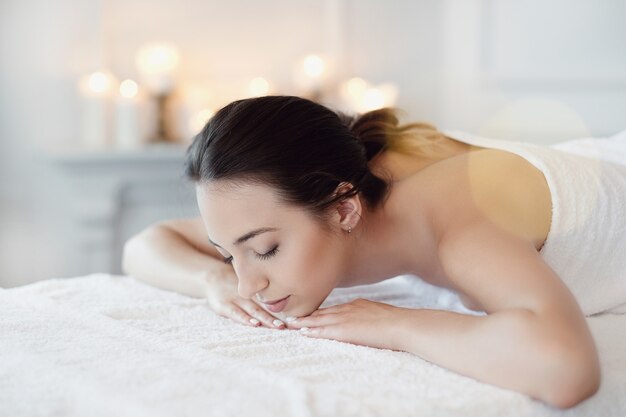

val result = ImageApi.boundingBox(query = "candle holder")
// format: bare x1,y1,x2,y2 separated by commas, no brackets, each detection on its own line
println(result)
153,92,177,143
136,42,181,144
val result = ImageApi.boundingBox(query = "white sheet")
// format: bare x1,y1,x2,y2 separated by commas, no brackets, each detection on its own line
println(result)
1,273,625,416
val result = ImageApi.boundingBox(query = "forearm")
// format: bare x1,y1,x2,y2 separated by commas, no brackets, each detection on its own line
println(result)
122,225,234,298
391,308,579,407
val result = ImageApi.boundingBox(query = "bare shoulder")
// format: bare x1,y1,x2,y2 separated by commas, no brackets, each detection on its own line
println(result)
415,148,552,252
409,149,577,314
392,149,555,311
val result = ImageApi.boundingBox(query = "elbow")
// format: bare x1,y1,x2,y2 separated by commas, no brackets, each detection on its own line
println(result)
543,347,602,409
121,231,148,276
547,377,600,410
122,225,166,276
121,236,137,276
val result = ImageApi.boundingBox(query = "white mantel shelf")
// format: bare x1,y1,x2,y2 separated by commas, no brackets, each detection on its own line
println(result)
46,143,188,167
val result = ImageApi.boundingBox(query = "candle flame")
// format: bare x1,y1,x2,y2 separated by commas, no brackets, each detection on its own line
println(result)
363,88,386,111
248,77,271,96
88,72,113,94
120,79,139,98
340,78,398,112
303,54,325,78
344,77,368,97
136,42,180,75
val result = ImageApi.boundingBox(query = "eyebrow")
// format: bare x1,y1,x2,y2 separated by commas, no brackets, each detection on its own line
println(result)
208,227,279,248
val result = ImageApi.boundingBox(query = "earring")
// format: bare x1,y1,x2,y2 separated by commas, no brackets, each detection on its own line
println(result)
348,226,352,234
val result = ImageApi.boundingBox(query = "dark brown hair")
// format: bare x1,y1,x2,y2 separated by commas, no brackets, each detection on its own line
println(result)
184,95,447,227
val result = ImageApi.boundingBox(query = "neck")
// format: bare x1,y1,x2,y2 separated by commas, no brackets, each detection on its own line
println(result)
337,182,439,287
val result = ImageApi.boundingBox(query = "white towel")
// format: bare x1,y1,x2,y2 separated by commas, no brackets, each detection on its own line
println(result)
442,129,626,316
1,273,625,417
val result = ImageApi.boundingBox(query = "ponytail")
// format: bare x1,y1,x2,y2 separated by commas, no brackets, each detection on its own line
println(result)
337,107,451,162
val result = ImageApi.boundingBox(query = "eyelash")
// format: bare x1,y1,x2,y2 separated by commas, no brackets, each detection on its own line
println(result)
222,246,279,265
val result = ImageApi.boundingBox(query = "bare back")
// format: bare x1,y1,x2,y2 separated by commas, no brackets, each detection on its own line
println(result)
369,135,553,310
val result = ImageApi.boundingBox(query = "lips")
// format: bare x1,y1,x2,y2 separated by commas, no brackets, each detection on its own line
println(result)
263,296,289,305
262,295,290,313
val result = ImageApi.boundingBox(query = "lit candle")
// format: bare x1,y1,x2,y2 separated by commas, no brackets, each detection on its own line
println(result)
343,77,368,98
247,77,271,97
78,71,116,149
174,83,214,142
114,79,143,149
339,77,369,111
292,54,327,100
303,55,325,83
339,78,398,112
135,42,180,96
135,42,180,142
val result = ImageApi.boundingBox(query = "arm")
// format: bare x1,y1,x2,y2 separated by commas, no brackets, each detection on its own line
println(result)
392,218,600,409
397,149,600,408
290,217,600,407
122,217,235,298
123,217,284,329
392,306,594,408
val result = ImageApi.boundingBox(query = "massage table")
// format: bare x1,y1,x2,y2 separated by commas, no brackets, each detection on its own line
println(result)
1,273,624,416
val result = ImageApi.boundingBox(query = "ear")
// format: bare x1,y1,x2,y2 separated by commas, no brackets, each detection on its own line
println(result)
331,182,362,232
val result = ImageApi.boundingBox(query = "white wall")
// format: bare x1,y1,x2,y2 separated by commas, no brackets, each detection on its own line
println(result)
1,0,625,287
440,0,626,141
0,0,101,285
343,0,445,123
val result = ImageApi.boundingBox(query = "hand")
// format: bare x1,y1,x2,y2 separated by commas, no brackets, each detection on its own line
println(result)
286,298,405,351
204,270,286,330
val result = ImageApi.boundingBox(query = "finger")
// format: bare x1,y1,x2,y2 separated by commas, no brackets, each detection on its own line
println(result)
298,325,338,339
240,300,285,329
286,313,340,329
224,304,262,328
299,325,356,346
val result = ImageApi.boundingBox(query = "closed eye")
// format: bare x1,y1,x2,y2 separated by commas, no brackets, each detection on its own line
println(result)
256,245,279,260
221,245,279,265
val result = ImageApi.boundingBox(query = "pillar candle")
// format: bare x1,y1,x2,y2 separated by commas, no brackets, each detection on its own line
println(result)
80,71,115,149
114,80,142,149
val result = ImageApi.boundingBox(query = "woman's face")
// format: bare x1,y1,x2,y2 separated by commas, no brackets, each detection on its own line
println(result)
196,180,347,319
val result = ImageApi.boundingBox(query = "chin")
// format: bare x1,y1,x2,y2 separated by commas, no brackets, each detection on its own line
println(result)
274,298,324,319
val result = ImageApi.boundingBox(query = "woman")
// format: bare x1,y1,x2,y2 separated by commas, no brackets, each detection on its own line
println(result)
122,95,617,408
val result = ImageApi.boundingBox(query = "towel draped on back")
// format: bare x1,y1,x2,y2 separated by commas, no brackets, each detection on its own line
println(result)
442,129,626,316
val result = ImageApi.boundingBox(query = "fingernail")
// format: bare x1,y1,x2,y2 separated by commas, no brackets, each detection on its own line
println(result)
285,316,297,322
249,318,260,325
273,319,285,327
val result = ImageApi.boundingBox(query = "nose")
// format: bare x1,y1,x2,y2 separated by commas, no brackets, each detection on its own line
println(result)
234,266,269,299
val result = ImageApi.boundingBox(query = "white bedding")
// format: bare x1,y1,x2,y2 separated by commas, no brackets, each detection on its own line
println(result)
1,273,625,417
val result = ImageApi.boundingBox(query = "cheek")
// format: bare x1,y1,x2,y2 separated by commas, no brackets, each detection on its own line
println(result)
275,233,343,318
285,231,342,293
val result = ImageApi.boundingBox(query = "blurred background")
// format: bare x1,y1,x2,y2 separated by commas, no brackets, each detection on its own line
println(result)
1,0,625,287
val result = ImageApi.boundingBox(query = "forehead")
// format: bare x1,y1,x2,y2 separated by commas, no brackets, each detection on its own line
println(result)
196,181,294,241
